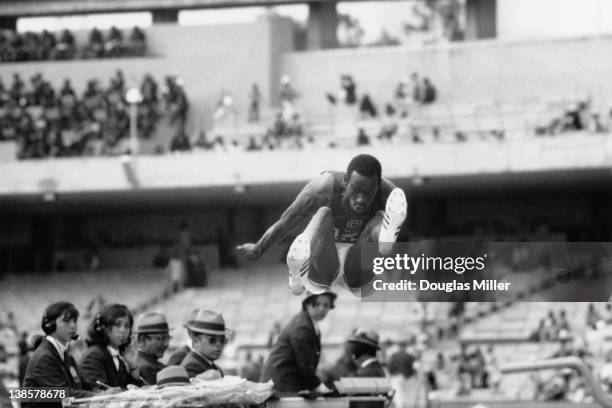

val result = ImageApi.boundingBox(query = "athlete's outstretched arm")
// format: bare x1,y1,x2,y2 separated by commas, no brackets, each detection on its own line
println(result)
236,173,333,260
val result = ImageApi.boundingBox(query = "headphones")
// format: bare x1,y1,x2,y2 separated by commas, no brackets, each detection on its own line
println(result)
42,313,80,340
42,314,56,335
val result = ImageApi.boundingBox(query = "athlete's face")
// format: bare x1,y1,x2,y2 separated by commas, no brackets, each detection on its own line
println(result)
343,171,379,214
306,295,332,322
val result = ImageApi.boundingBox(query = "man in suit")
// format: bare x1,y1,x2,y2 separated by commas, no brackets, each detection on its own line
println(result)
347,329,385,377
166,309,199,366
181,310,227,378
132,312,172,385
261,291,336,395
23,302,96,408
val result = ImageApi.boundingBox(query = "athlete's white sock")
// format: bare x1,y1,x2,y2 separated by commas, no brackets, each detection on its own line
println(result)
378,188,407,255
286,233,310,296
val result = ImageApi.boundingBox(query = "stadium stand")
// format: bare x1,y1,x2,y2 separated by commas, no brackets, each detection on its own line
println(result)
0,268,172,337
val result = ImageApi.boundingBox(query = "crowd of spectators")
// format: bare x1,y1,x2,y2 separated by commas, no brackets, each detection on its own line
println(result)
535,100,612,136
0,26,146,63
0,70,188,159
529,309,573,342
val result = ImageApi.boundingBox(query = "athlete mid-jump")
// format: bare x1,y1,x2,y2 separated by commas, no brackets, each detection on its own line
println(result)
237,154,407,295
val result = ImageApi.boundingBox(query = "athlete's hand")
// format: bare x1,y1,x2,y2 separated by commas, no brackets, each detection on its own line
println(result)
236,243,261,260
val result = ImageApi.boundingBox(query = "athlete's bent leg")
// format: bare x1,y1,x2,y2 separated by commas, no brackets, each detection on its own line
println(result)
287,206,339,295
342,213,384,292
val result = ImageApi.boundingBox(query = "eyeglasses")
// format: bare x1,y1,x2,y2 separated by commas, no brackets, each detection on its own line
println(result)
203,334,228,345
150,334,171,342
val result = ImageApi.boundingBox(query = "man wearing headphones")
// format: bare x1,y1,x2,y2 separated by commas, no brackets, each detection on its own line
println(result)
23,301,95,408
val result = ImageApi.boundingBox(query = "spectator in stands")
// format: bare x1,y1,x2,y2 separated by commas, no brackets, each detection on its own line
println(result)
40,30,56,60
279,75,298,119
340,74,357,105
105,26,124,57
421,77,436,104
356,127,370,146
167,309,199,366
388,340,415,378
245,136,259,151
378,104,399,141
163,76,189,128
80,304,143,390
170,126,192,152
192,130,212,150
286,112,304,139
181,310,228,378
248,83,261,122
132,312,172,385
359,94,377,118
588,113,606,133
394,77,409,112
261,292,336,396
59,79,76,98
586,303,602,330
56,29,76,60
23,302,96,406
87,28,104,58
347,329,385,377
558,309,571,334
129,26,146,56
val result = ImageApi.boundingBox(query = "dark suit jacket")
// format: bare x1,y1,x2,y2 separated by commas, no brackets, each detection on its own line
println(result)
260,310,321,393
355,359,386,377
166,345,190,366
22,339,94,408
80,344,142,390
388,350,415,378
180,350,224,378
134,351,165,385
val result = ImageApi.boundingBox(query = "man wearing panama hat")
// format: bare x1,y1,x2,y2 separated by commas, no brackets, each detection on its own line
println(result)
133,312,172,385
181,310,228,378
167,309,199,366
347,329,385,377
261,291,336,395
156,365,191,388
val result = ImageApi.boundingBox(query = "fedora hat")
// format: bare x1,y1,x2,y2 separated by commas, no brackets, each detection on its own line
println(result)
186,310,227,335
348,329,380,350
156,365,190,387
184,308,200,328
134,312,172,334
302,290,337,310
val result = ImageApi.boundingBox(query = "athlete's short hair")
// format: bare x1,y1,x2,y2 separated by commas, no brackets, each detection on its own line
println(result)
346,154,382,184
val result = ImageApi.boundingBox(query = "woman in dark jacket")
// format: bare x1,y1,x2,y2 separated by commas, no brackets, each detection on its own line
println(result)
23,301,95,408
79,304,142,390
261,292,336,395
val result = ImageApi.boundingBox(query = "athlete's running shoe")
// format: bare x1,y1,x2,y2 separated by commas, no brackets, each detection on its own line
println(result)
378,188,407,255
